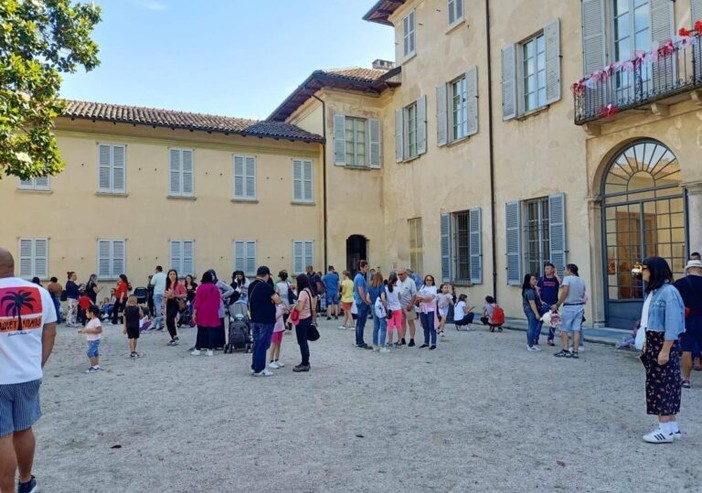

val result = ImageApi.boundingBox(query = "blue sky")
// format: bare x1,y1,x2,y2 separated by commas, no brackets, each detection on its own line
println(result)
59,0,395,120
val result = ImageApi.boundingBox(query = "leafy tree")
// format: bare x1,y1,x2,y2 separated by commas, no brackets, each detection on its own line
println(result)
0,0,101,180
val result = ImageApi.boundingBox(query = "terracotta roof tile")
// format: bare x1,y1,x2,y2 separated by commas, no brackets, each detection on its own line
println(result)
321,67,390,82
62,100,324,143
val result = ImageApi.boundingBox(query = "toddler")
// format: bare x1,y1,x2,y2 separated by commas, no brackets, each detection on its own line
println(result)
123,295,143,358
268,303,288,369
436,283,454,336
78,304,103,373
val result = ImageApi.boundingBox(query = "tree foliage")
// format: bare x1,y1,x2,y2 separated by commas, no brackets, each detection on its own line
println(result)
0,0,101,180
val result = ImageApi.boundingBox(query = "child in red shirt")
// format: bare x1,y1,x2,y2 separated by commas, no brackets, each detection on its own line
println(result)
78,293,92,326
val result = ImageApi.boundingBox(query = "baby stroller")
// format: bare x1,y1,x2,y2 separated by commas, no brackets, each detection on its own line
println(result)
224,300,252,353
133,286,149,305
178,302,195,328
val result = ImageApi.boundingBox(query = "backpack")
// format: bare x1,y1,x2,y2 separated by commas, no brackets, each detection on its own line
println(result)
374,296,387,319
60,290,68,302
491,304,505,325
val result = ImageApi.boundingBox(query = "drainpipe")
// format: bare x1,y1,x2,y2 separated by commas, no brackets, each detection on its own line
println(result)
485,0,498,299
312,94,328,269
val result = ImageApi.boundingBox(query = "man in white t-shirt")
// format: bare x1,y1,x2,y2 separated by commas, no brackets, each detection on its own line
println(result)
0,247,57,493
149,265,167,330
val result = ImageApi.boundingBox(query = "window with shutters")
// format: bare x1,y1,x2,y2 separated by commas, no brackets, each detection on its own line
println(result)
437,68,478,146
292,159,313,203
233,241,256,277
408,218,424,275
233,155,256,199
169,148,194,197
612,0,651,96
18,177,50,191
402,10,416,59
97,240,125,280
448,0,464,26
404,102,418,159
345,117,368,167
441,209,482,284
396,96,426,161
293,241,314,275
170,240,194,276
522,34,547,112
523,198,550,276
334,115,381,168
97,143,126,194
18,238,48,279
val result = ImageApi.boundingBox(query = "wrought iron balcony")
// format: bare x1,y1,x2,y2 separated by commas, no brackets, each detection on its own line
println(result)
573,32,702,125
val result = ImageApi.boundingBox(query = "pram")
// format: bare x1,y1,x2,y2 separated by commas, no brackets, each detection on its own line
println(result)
178,301,195,328
133,286,149,305
223,300,252,353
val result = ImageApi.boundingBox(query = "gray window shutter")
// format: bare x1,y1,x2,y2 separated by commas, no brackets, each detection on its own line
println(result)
183,241,194,276
416,95,427,155
98,240,110,279
293,160,302,200
368,118,381,168
34,177,49,189
436,84,448,146
34,239,48,279
182,150,193,195
469,208,482,284
333,114,346,166
544,18,561,105
693,0,702,24
169,149,181,195
581,0,606,76
112,145,125,193
234,241,245,272
245,156,256,198
19,239,33,278
98,144,111,191
233,156,244,198
466,66,479,137
171,241,181,272
505,201,522,285
650,0,674,91
501,44,517,120
548,193,567,272
441,213,451,282
245,241,256,276
112,240,125,277
395,108,404,162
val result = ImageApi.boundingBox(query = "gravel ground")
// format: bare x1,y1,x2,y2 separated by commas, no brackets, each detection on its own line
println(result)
34,318,702,493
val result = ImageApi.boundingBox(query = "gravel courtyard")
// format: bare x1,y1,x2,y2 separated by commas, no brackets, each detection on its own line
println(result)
35,319,702,493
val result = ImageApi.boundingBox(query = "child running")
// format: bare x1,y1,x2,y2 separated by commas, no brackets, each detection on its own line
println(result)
123,295,143,358
268,303,288,369
78,304,103,373
436,283,454,337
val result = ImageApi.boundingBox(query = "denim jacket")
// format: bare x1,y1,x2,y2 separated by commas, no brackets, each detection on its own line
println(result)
644,283,685,341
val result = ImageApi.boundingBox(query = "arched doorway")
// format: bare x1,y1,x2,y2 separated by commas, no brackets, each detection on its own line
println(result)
601,140,686,328
346,235,368,276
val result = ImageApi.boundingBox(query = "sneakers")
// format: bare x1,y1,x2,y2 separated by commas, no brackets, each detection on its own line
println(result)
276,361,285,368
357,343,373,350
253,369,274,377
191,349,201,356
682,380,691,389
85,366,101,373
554,349,571,358
372,346,380,352
17,475,38,493
571,352,579,359
167,339,178,346
408,339,416,347
419,343,429,348
130,352,140,359
527,345,540,352
428,345,436,350
206,350,214,357
269,361,281,369
338,325,347,330
293,363,310,372
326,316,331,321
642,429,674,444
380,347,391,353
401,338,406,345
547,341,555,347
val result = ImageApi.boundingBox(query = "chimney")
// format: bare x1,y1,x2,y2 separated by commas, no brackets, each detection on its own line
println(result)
372,59,395,71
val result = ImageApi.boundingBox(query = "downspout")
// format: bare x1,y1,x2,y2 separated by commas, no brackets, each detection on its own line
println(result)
312,94,328,269
485,0,498,299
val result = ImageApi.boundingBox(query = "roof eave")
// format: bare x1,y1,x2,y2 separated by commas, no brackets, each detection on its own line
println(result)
362,0,405,26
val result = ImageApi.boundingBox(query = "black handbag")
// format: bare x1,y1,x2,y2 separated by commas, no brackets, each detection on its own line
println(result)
307,323,320,341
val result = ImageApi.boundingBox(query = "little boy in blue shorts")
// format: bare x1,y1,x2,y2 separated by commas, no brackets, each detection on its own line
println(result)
78,305,103,373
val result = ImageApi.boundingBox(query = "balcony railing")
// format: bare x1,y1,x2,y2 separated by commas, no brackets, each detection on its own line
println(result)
573,32,702,125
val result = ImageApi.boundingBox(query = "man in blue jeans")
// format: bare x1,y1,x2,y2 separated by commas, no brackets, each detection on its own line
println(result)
248,266,282,376
353,260,372,349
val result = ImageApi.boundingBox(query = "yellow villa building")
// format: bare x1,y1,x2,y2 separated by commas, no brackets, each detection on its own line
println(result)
2,0,702,329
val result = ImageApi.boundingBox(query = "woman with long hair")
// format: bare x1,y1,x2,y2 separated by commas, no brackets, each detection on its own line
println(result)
111,274,129,326
184,274,198,304
84,273,102,304
385,272,403,347
638,256,685,443
164,269,186,346
416,274,438,349
292,274,314,372
368,271,388,351
65,271,82,327
521,274,542,351
192,271,220,357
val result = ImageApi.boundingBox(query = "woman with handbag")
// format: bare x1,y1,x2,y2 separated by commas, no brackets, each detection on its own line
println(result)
164,269,186,346
292,274,315,373
637,256,685,443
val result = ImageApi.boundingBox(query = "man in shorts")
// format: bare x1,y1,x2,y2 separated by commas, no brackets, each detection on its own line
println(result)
674,259,702,388
322,266,340,321
0,247,57,493
397,268,418,346
552,264,587,359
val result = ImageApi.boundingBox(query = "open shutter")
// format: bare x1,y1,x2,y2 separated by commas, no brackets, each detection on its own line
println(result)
368,118,381,168
650,0,674,92
112,145,125,193
416,95,427,155
548,193,567,272
333,114,346,166
544,18,561,105
436,84,448,146
245,241,256,276
98,144,111,191
245,156,256,198
182,241,194,276
501,44,517,120
441,214,451,282
505,201,522,285
34,239,48,279
693,0,702,23
234,156,244,197
182,150,193,196
395,108,404,162
19,239,33,278
469,208,482,284
581,0,606,75
466,66,479,137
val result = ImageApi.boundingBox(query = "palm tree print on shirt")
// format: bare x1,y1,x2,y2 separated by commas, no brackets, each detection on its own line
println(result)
1,289,38,331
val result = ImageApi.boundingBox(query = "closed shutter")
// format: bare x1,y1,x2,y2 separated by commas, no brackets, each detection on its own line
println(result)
333,114,347,166
245,241,256,276
544,18,562,105
501,44,517,120
469,208,482,284
233,156,244,198
305,241,314,269
293,241,304,274
416,95,427,155
171,241,182,272
112,145,125,193
98,144,111,191
436,84,448,146
98,240,111,279
182,150,193,196
234,241,245,273
292,160,302,201
581,0,606,76
441,213,451,282
650,0,674,92
368,118,381,168
303,160,313,201
395,108,404,162
19,179,33,189
693,0,702,23
34,239,48,279
19,239,33,278
34,177,49,189
112,241,125,277
466,66,479,137
182,241,194,276
169,149,181,195
548,193,567,272
245,156,256,198
505,201,522,285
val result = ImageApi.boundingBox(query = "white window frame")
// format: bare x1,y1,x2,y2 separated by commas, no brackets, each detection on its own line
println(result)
450,75,468,141
233,240,257,277
293,240,314,275
18,177,50,191
345,117,368,168
97,239,126,281
169,148,194,197
170,240,195,276
18,238,49,280
404,102,418,159
97,143,126,194
402,10,416,59
520,33,547,113
292,158,314,203
448,0,464,26
233,155,257,200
